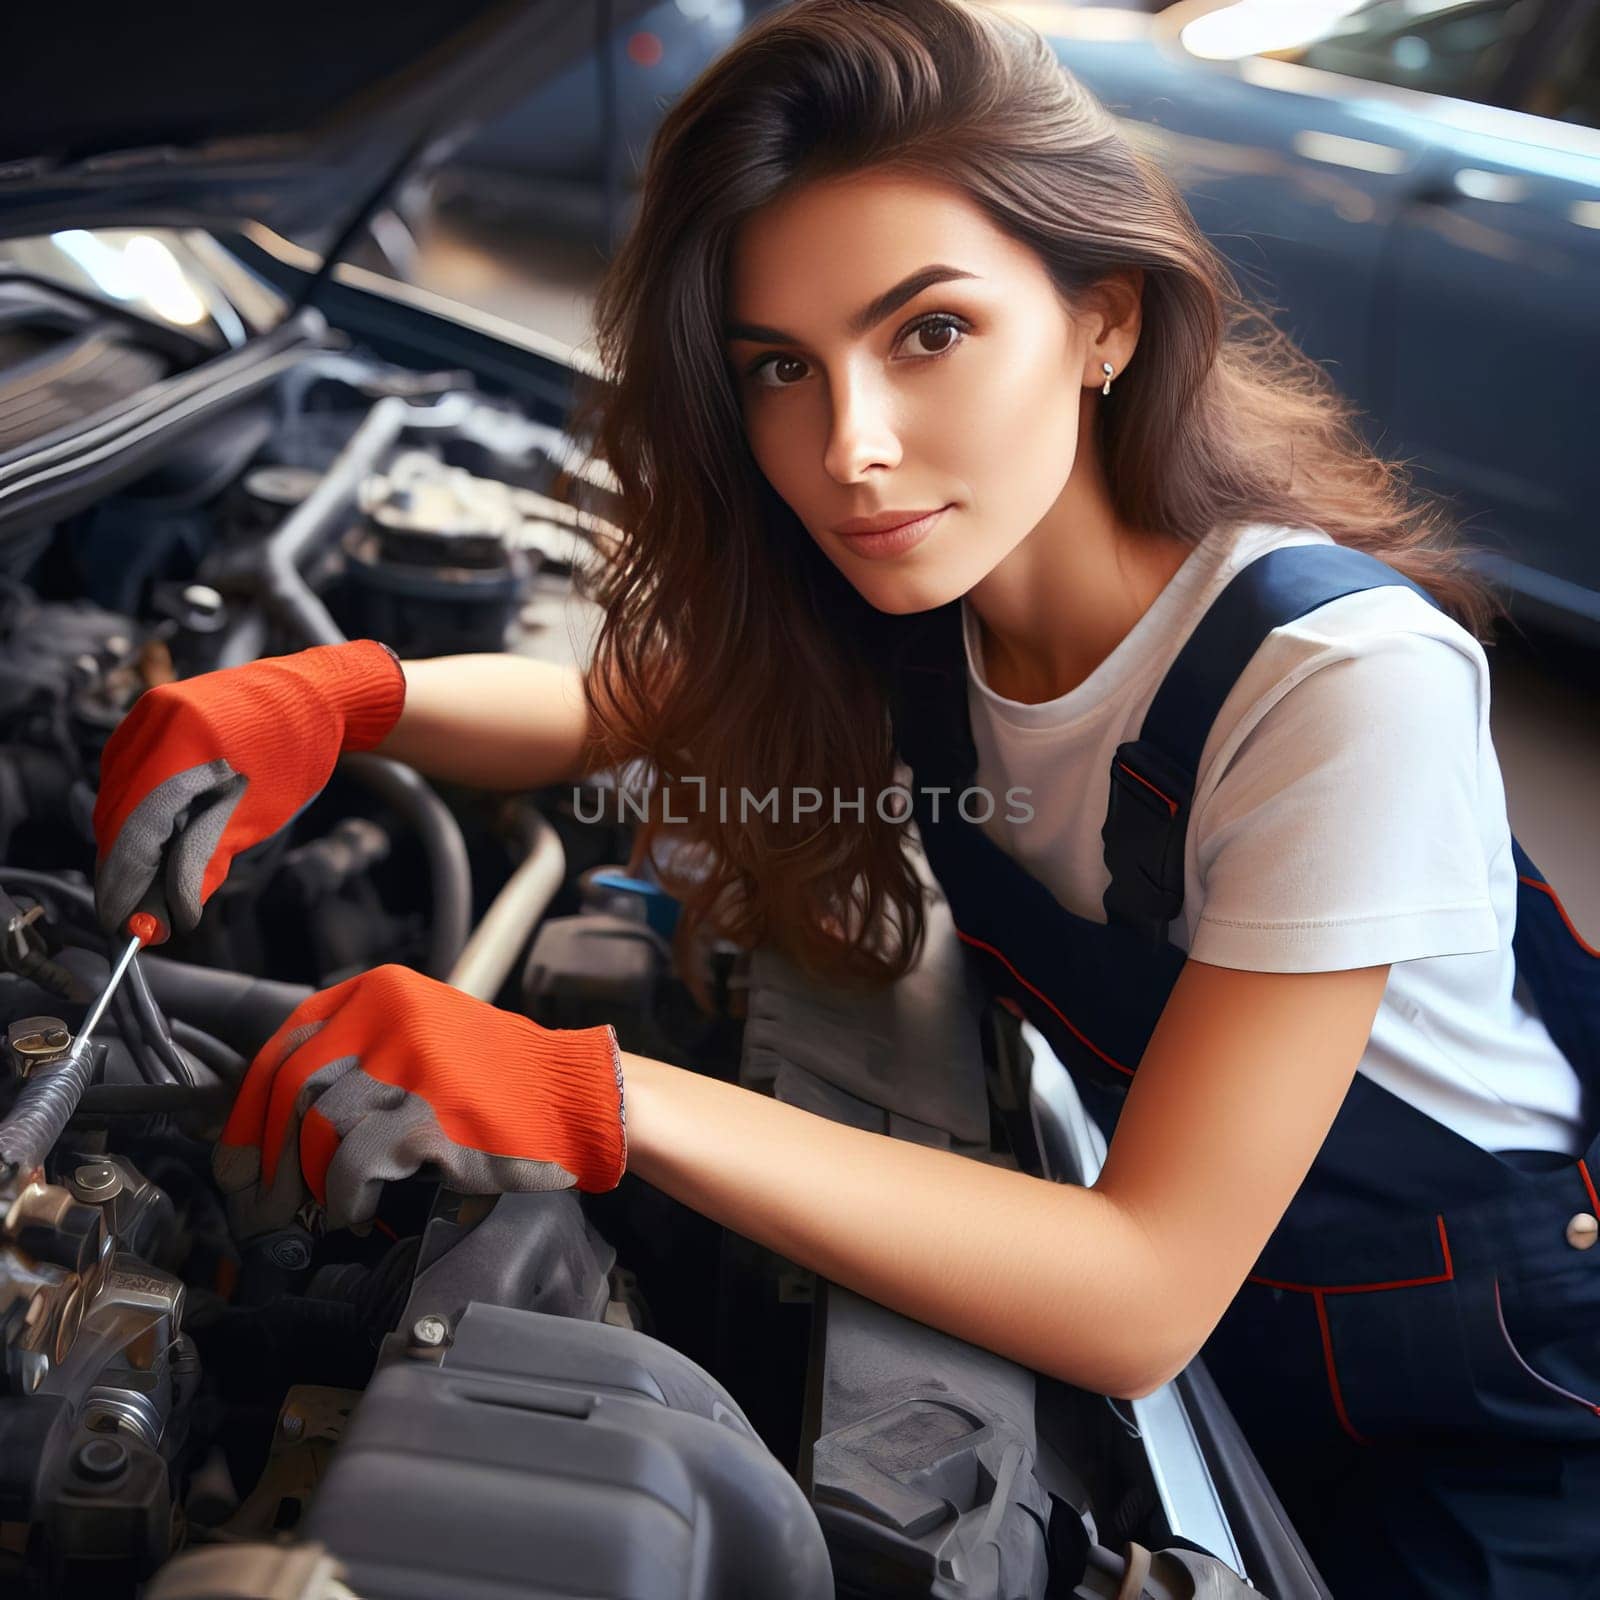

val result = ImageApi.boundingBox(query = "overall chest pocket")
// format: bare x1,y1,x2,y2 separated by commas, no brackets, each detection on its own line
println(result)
1220,1215,1600,1450
1341,1260,1600,1444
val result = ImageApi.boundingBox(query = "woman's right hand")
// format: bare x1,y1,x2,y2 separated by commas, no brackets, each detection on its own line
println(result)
92,640,406,938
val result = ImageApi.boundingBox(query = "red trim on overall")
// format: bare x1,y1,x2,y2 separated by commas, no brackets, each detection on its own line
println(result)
1248,1215,1454,1295
1249,1216,1453,1447
954,928,1136,1078
1313,1290,1369,1444
1518,874,1600,960
1116,761,1179,818
1579,1160,1600,1219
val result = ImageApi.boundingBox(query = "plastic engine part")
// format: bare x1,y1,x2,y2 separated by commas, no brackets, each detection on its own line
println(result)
805,1283,1055,1598
301,1301,835,1598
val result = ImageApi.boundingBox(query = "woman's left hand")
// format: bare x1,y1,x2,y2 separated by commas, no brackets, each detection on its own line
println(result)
212,964,625,1237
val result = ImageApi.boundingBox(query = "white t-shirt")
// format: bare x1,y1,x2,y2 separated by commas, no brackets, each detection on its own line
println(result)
959,519,1585,1156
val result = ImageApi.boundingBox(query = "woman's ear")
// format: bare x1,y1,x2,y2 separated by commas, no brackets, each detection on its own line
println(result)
1079,268,1144,389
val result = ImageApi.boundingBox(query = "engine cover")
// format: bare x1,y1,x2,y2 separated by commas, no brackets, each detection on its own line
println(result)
301,1301,835,1599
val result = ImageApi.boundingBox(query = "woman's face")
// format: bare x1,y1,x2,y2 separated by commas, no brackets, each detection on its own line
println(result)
725,169,1110,615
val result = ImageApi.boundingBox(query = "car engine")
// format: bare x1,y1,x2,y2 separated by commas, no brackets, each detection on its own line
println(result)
0,313,1280,1599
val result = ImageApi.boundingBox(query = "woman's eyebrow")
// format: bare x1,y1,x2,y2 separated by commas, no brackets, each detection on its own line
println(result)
724,264,980,345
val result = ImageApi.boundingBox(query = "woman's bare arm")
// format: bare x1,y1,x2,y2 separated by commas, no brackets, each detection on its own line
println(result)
620,958,1390,1399
370,654,601,791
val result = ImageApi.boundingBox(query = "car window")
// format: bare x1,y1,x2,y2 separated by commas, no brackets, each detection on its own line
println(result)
1280,0,1543,105
1523,3,1600,125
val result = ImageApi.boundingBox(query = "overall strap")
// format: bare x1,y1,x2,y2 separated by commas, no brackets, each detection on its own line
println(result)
884,600,975,787
1104,542,1438,942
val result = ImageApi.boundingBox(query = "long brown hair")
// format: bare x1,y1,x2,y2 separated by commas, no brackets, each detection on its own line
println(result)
568,0,1498,999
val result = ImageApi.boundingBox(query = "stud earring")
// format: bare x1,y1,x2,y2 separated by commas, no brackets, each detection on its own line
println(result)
1101,361,1115,397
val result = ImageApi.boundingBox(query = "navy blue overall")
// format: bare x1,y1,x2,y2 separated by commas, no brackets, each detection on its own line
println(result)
885,544,1600,1598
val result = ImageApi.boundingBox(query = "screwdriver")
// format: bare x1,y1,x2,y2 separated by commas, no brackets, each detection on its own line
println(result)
72,909,166,1059
0,908,173,1180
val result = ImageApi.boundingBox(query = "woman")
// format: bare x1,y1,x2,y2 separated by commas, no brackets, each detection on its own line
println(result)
91,1,1600,1592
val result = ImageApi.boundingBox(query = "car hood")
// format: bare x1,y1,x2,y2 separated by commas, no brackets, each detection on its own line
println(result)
0,0,655,257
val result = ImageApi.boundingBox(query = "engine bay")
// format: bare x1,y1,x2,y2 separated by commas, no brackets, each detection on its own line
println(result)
0,307,1281,1599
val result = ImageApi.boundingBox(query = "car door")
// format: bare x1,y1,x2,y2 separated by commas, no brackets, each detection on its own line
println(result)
1370,0,1600,628
1049,7,1451,422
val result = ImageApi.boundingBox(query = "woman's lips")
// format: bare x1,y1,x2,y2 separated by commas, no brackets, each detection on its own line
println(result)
835,504,951,560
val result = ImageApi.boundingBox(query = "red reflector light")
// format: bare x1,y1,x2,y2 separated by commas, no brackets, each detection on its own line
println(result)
627,31,665,68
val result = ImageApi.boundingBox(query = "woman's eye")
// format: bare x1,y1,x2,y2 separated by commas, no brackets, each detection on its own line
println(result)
745,313,970,390
749,352,810,389
898,314,969,359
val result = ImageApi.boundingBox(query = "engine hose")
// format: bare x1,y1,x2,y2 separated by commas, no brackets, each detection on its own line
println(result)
139,956,311,1059
76,1082,232,1116
448,806,565,1001
337,754,472,979
215,608,269,671
170,1018,247,1083
0,1043,95,1176
261,391,472,647
123,947,197,1087
214,364,479,662
111,982,168,1086
11,949,90,1004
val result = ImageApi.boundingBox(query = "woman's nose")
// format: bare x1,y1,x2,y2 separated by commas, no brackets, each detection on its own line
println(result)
822,367,903,483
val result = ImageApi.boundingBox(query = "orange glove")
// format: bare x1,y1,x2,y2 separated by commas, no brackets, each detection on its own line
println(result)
93,641,405,935
212,964,626,1236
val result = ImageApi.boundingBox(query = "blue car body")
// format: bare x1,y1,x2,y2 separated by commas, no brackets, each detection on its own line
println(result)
1025,0,1600,638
